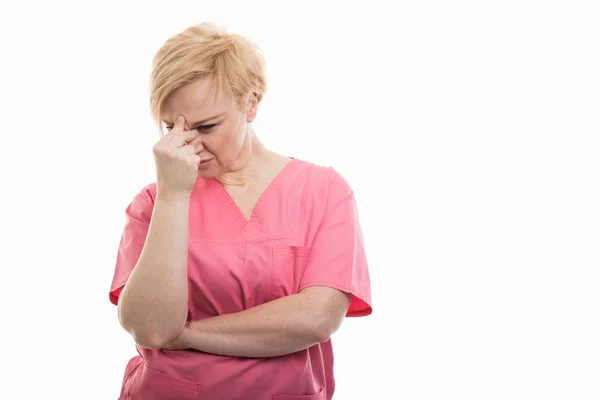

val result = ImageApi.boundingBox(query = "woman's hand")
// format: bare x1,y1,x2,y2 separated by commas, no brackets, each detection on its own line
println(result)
153,115,201,199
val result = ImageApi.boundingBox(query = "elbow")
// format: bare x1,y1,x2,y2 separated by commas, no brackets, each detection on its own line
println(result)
131,331,169,350
126,325,182,350
313,328,332,344
118,308,180,350
120,317,168,349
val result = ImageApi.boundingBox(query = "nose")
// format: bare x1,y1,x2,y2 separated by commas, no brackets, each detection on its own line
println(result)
188,134,204,154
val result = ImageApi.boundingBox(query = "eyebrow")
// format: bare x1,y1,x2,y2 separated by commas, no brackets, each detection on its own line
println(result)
162,112,226,127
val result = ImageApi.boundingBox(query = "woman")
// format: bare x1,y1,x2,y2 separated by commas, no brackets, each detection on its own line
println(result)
109,22,372,400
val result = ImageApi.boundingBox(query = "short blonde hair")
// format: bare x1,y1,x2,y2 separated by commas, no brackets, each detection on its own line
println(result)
149,22,267,131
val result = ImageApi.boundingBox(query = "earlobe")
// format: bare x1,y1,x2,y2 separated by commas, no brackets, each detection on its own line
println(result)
246,93,258,123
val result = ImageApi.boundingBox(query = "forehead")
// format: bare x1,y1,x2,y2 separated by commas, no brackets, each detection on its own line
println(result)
162,78,228,123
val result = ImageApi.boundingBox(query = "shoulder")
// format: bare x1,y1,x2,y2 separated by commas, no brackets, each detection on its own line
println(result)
290,158,352,196
287,158,354,218
133,182,157,205
123,182,157,219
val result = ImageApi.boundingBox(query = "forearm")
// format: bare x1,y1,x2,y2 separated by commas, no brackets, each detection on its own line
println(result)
118,194,190,348
181,293,327,358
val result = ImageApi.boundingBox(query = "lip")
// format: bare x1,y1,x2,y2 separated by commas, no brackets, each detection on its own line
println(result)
198,158,213,169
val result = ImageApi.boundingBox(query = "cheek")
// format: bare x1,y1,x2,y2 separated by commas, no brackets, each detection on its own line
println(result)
222,122,246,148
208,127,245,157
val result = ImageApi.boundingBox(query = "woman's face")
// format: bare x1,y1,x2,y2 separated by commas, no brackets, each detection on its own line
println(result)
161,78,258,178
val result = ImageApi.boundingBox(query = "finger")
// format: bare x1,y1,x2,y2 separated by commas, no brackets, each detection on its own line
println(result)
186,134,204,153
173,115,186,132
186,152,201,168
169,129,200,148
164,115,185,136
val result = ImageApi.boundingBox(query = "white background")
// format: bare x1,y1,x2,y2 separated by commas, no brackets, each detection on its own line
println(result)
0,0,599,399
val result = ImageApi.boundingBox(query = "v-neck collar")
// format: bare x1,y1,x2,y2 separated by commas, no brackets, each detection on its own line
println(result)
209,157,297,229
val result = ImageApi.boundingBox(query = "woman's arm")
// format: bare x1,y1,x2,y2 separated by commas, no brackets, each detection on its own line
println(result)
118,194,190,349
164,286,352,357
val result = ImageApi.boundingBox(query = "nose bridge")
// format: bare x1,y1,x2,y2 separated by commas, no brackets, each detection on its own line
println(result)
192,135,204,151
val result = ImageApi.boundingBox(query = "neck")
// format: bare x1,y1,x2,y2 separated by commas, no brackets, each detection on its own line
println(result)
217,126,272,187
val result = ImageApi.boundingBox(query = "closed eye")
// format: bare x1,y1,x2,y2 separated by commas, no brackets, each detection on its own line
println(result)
165,124,218,132
196,124,217,132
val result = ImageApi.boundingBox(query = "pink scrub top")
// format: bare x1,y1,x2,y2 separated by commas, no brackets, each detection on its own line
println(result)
109,158,372,400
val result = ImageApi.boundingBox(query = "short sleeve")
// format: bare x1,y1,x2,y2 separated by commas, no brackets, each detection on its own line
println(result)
108,185,154,306
299,168,373,317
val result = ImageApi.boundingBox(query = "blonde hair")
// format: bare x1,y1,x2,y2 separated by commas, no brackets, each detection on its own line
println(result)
149,22,267,131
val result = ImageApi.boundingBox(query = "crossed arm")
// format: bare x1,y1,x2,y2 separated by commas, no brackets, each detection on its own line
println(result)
117,195,353,357
161,286,352,358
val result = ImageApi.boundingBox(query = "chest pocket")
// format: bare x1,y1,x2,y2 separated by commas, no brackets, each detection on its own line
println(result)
270,245,312,301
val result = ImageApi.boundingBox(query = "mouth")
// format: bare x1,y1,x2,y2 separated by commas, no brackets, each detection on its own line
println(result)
198,158,213,168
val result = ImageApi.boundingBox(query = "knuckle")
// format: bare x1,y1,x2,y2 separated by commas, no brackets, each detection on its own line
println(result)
165,149,178,159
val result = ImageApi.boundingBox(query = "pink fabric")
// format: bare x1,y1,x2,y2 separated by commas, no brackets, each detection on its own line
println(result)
110,158,372,400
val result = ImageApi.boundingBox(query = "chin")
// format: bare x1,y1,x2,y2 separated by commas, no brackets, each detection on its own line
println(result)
196,161,219,178
196,170,215,179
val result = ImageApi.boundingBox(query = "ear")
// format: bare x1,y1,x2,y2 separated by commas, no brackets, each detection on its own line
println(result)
245,92,258,123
